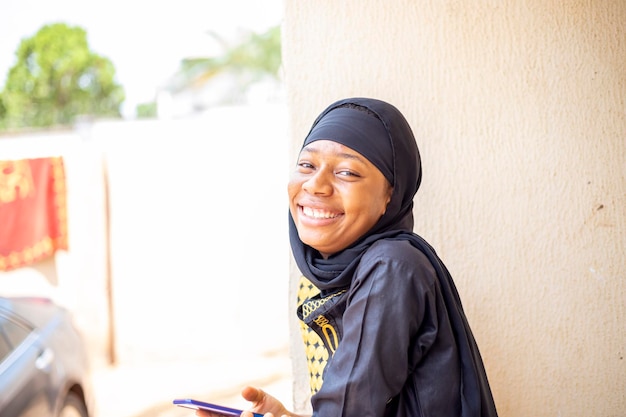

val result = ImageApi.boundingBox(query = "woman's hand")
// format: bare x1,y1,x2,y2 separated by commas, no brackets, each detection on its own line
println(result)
239,385,290,417
193,386,296,417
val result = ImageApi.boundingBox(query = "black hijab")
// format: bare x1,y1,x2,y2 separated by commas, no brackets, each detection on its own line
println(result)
289,97,498,417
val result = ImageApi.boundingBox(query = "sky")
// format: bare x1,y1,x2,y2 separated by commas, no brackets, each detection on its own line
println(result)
0,0,283,117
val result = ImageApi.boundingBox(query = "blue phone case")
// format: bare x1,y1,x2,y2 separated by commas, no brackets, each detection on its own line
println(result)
173,398,263,417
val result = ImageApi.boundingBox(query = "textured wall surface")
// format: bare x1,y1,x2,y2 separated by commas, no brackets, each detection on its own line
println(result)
283,1,625,416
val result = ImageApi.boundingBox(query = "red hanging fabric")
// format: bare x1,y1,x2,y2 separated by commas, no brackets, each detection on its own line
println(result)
0,157,68,271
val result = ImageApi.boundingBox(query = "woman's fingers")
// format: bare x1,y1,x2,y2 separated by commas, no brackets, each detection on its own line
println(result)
241,386,265,404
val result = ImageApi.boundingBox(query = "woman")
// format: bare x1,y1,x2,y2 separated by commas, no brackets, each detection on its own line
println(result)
198,97,498,417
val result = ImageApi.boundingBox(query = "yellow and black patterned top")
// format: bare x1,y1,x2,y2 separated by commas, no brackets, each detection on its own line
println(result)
296,275,348,394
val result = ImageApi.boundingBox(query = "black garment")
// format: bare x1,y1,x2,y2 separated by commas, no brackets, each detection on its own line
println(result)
298,240,461,416
289,97,498,417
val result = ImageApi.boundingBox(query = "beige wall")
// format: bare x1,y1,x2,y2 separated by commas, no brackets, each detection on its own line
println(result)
282,1,626,416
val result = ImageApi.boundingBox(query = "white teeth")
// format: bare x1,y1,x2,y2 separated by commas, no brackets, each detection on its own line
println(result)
303,206,338,219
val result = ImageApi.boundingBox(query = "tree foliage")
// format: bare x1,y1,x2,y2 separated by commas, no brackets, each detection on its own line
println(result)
0,23,125,131
167,25,282,99
224,25,282,77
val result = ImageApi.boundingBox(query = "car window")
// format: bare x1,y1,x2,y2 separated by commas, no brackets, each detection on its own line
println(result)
0,314,32,363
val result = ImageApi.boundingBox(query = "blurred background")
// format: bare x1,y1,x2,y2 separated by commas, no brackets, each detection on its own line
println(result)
1,1,290,417
0,0,284,120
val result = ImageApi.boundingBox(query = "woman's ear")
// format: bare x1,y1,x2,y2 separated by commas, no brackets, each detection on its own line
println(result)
382,185,393,215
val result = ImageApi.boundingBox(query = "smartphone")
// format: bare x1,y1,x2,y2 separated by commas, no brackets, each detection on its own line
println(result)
173,398,264,417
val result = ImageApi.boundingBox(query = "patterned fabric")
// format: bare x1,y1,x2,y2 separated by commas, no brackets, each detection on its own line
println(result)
0,157,68,271
297,276,330,394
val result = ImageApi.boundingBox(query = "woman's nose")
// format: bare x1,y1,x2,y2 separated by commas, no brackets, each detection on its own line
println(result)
303,170,333,195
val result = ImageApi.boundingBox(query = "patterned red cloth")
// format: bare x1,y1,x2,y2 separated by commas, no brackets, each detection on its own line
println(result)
0,157,68,271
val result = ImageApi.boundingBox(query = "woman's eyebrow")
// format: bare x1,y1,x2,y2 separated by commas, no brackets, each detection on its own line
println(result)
302,145,367,164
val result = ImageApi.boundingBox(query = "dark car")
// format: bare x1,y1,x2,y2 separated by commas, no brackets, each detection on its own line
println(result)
0,296,94,417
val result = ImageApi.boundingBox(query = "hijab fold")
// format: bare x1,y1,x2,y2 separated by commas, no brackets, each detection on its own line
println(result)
289,97,498,417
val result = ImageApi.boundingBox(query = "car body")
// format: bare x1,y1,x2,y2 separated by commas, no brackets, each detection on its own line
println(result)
0,296,95,417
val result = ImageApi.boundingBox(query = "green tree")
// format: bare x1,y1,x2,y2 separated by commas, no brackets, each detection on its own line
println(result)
166,25,282,104
0,23,125,130
225,25,282,77
136,101,157,119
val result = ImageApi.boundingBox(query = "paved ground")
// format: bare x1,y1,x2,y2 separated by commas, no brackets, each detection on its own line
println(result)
91,347,294,417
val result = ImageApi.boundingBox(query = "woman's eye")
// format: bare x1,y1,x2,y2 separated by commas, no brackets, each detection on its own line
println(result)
337,170,360,178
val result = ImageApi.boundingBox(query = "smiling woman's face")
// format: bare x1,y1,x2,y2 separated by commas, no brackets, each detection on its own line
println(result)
288,140,392,259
